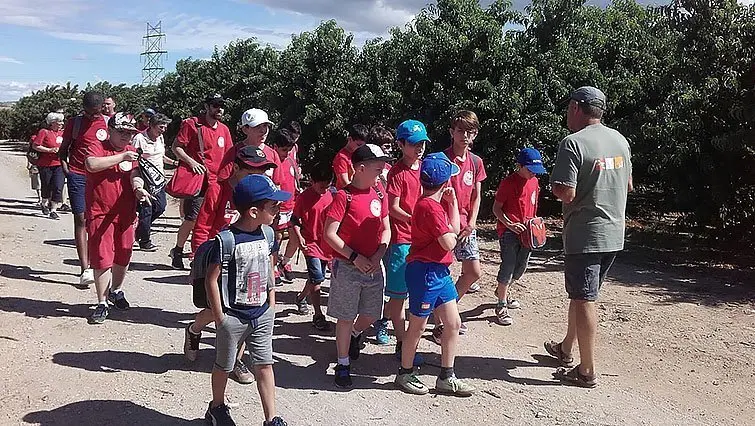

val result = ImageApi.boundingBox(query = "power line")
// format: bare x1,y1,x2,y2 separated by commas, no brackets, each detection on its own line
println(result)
141,21,167,86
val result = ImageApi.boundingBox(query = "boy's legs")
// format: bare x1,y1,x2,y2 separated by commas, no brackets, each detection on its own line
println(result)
67,173,90,282
247,307,277,421
384,244,410,346
454,230,482,300
209,314,247,422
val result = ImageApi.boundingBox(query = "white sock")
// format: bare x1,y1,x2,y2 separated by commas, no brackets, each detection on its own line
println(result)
337,357,350,366
280,256,291,266
351,327,361,338
112,288,123,295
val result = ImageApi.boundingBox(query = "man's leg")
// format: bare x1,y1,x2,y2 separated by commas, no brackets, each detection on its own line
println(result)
574,300,597,377
255,365,276,421
110,264,128,292
93,268,112,304
135,203,152,245
560,301,578,356
74,213,89,272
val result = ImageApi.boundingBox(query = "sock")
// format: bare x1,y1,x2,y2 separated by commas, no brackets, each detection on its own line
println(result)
351,327,361,338
496,299,507,308
280,256,291,266
399,366,413,375
439,367,455,380
98,302,108,307
337,357,350,366
112,288,123,295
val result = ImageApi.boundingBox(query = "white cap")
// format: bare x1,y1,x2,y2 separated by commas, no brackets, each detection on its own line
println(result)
240,108,273,128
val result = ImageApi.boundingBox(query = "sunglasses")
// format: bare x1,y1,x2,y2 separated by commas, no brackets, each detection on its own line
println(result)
209,103,224,109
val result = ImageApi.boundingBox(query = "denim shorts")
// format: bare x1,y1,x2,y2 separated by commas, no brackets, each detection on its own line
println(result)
305,256,328,284
564,252,617,301
453,229,480,261
497,231,532,284
405,261,458,318
66,172,87,215
181,196,204,221
385,243,410,299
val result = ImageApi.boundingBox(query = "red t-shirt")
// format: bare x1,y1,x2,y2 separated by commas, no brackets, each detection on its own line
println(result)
216,143,280,183
85,141,138,223
33,128,64,167
326,185,388,259
495,173,540,237
445,148,487,228
332,146,354,189
407,197,455,266
293,187,333,260
175,117,233,180
63,115,108,175
386,160,421,244
275,155,298,212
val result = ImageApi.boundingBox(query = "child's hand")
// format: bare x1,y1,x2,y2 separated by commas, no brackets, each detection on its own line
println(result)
441,187,457,204
353,254,373,274
508,223,527,234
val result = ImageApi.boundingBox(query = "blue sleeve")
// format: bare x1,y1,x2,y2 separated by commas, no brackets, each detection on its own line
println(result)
207,239,221,265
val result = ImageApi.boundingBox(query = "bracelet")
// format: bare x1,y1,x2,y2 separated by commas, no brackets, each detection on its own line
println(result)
348,251,359,262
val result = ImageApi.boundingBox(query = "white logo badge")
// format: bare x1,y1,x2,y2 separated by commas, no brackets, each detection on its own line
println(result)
218,136,225,147
119,161,133,172
370,199,382,217
463,170,474,186
96,129,108,141
55,136,63,145
290,166,296,177
531,191,537,206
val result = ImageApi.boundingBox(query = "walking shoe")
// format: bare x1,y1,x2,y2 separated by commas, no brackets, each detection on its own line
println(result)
274,270,283,287
184,323,201,362
277,263,294,284
295,297,310,315
312,314,330,331
79,269,94,288
107,291,130,310
334,364,352,388
59,203,70,212
394,347,425,367
507,298,521,309
373,319,390,345
169,247,184,270
432,325,444,345
40,202,50,215
205,402,237,426
139,241,159,252
264,417,288,426
459,322,468,335
349,332,363,360
468,282,481,293
495,307,513,326
395,372,429,395
49,211,60,220
230,360,255,384
88,304,109,325
435,375,475,397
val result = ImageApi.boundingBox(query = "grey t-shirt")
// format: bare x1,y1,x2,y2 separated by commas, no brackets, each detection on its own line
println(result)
550,123,632,254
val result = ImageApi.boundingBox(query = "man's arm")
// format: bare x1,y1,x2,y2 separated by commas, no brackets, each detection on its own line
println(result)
552,183,576,204
172,139,206,175
367,215,391,273
628,175,634,193
85,151,136,173
335,173,351,189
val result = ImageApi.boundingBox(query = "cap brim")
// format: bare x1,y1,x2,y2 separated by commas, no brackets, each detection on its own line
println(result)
405,135,430,145
246,120,273,127
269,190,292,202
526,164,547,175
242,160,277,169
450,163,461,176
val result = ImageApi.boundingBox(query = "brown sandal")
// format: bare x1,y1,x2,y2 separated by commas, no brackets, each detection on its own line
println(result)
544,340,575,367
553,365,598,388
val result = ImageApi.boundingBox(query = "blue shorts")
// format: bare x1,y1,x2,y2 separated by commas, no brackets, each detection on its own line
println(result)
385,244,410,299
305,256,327,284
405,261,458,318
66,172,87,215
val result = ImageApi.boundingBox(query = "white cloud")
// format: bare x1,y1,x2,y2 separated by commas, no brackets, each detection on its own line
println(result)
0,56,23,65
0,81,53,101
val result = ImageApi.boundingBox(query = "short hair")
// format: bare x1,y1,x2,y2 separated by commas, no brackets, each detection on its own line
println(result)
274,129,296,148
104,95,116,103
576,102,605,120
149,113,171,127
45,112,64,125
450,110,479,131
285,121,301,136
421,181,445,192
367,125,394,147
310,164,334,183
347,124,369,141
83,91,104,109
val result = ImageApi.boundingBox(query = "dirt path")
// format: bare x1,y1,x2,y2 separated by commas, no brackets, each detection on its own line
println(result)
0,143,753,426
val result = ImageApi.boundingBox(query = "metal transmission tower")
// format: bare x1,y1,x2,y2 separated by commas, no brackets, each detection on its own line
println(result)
141,21,167,85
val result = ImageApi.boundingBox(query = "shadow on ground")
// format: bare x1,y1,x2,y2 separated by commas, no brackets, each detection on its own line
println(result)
22,400,203,425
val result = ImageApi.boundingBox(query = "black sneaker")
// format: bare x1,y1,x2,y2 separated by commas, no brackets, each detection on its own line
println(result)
107,291,130,310
295,297,310,315
40,202,50,215
59,203,70,212
140,241,158,252
264,416,288,426
183,323,201,362
334,364,352,388
49,211,60,220
170,247,184,270
274,275,283,288
88,304,109,325
205,402,237,426
280,264,295,283
349,332,363,360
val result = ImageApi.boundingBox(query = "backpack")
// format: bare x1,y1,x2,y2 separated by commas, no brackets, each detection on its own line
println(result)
445,148,483,182
136,147,167,196
519,217,547,249
26,133,41,166
191,225,275,309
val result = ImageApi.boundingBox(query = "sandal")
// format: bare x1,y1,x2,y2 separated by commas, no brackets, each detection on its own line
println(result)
544,341,575,367
552,365,598,388
312,314,330,331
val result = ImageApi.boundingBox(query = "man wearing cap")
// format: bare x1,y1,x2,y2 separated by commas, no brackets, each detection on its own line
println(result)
170,94,234,268
135,108,156,132
546,86,633,387
491,148,548,326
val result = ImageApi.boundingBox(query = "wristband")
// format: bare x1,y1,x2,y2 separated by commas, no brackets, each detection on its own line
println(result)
348,251,359,262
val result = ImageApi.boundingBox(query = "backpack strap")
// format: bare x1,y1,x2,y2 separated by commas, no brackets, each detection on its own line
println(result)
374,185,384,200
470,152,482,181
216,229,236,310
260,224,276,290
72,116,82,142
195,119,206,164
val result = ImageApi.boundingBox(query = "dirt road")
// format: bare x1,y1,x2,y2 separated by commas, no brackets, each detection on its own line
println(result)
0,142,753,425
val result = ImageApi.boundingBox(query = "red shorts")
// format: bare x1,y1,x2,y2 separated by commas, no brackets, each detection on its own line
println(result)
87,215,135,269
274,210,293,231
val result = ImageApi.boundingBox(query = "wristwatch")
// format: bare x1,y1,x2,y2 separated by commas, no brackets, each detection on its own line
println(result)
348,251,359,262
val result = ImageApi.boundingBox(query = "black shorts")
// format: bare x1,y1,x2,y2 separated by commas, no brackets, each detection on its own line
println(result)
181,196,204,221
564,252,617,301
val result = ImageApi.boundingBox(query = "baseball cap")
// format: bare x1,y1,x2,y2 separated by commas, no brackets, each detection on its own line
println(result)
420,152,460,186
517,148,547,175
142,108,156,117
396,119,430,145
351,143,392,164
570,86,606,110
108,112,138,132
237,145,277,169
240,108,273,128
204,93,225,106
233,174,291,210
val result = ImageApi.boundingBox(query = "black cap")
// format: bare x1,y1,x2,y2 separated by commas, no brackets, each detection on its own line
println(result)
204,93,225,105
237,145,277,169
351,143,392,164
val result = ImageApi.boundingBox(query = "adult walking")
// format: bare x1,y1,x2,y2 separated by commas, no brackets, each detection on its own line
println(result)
32,112,66,220
546,86,633,387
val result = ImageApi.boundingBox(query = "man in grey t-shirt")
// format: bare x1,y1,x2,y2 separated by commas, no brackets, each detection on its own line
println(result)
544,86,633,388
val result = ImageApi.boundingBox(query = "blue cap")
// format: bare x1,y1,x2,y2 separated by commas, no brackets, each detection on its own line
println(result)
396,120,430,145
517,148,547,174
233,174,291,210
420,152,460,186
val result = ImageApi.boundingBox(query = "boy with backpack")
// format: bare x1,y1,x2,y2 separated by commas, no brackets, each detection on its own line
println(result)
491,148,547,326
203,174,289,426
324,144,391,388
291,165,334,330
394,152,475,396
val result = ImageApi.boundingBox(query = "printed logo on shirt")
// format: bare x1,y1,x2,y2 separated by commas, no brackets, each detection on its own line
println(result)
463,170,474,186
55,136,63,145
96,129,108,141
224,201,240,224
594,156,625,172
118,161,133,172
370,199,382,217
421,302,431,310
290,166,296,177
531,191,537,206
218,136,225,148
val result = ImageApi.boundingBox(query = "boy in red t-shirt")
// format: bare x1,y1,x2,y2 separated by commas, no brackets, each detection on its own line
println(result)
491,148,547,326
271,129,300,284
332,124,368,189
291,165,334,330
395,152,475,396
324,144,391,388
84,113,147,324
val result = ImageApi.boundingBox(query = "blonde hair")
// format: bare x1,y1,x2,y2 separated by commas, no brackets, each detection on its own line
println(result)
46,112,64,125
450,110,479,132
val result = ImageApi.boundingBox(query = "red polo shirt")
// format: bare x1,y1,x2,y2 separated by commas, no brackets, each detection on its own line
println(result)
407,197,455,266
33,128,64,167
85,140,138,223
175,116,233,181
445,148,487,228
326,185,388,259
293,187,333,260
494,172,540,237
63,114,108,175
385,160,421,245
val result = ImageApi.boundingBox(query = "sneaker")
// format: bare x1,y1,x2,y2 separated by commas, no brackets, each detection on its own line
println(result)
507,298,521,309
183,323,201,362
468,282,481,293
394,347,425,367
107,291,130,310
295,297,310,315
435,375,475,397
49,211,60,220
274,276,283,287
264,417,288,426
139,241,158,252
278,263,294,284
459,322,468,335
230,360,255,384
395,371,429,395
59,203,70,212
205,402,237,426
40,202,50,215
312,314,331,331
495,307,513,326
349,332,363,360
79,269,94,288
432,325,443,345
169,247,184,270
334,364,352,388
88,304,109,325
374,319,390,345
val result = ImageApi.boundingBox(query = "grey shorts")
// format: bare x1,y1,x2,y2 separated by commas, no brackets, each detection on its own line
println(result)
327,259,385,321
453,229,480,261
181,196,204,221
214,307,275,372
497,231,532,284
564,252,618,301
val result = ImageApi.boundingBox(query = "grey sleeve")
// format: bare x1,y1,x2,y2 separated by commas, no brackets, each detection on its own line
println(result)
550,138,580,188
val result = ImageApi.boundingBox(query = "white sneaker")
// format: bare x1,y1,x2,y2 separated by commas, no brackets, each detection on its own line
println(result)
459,322,468,335
79,269,94,288
507,299,521,309
468,283,481,293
